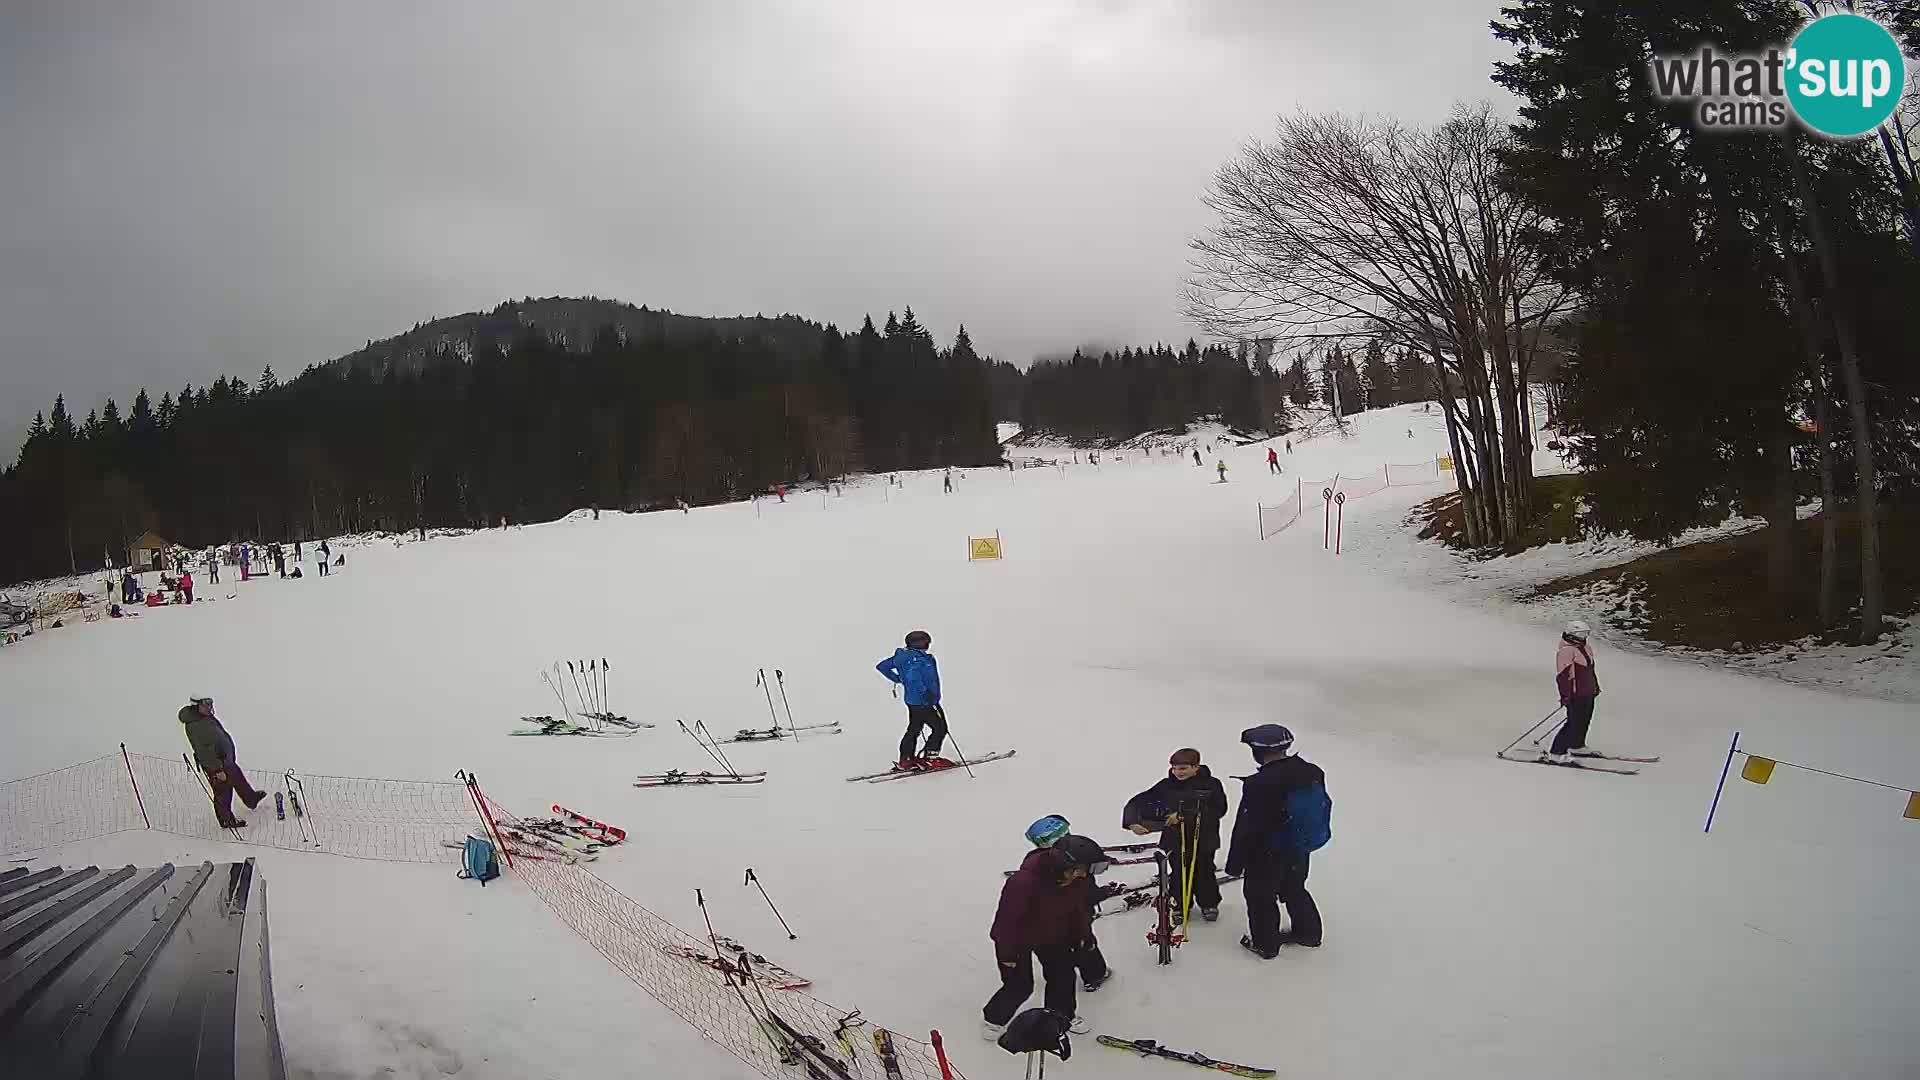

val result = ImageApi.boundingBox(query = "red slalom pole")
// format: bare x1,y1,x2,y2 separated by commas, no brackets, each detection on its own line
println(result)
120,743,151,830
931,1030,956,1080
459,770,513,869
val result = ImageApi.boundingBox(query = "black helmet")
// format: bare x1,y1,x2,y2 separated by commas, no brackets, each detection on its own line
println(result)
1241,723,1294,753
1054,834,1110,874
998,1007,1072,1059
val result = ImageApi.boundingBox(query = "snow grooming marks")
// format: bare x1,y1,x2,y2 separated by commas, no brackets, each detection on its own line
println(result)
488,795,968,1080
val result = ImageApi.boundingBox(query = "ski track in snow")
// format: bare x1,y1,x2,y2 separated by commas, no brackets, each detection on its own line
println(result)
2,401,1916,1079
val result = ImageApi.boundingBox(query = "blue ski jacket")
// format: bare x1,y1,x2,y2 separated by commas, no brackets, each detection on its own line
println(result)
876,647,941,706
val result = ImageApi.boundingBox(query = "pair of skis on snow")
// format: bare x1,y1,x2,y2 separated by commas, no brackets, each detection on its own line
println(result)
727,722,841,743
464,804,625,862
636,769,767,788
661,934,811,990
1096,1035,1275,1078
843,750,1018,783
1495,707,1661,775
509,714,645,738
518,658,654,735
1496,749,1661,775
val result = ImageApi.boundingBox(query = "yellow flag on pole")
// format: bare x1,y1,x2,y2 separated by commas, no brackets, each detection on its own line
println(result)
1741,757,1776,784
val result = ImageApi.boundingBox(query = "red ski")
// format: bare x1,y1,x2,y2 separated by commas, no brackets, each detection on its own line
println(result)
552,803,626,843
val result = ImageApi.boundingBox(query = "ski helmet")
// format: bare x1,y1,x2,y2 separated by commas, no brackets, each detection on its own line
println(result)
1055,834,1110,874
998,1007,1072,1060
1025,815,1071,848
1241,723,1294,754
904,629,932,649
1564,620,1590,641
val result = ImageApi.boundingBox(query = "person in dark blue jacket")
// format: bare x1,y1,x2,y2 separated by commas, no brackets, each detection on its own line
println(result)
875,629,948,769
1225,723,1328,958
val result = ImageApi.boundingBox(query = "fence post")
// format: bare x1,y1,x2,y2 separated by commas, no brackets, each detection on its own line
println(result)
1704,731,1741,834
120,743,151,830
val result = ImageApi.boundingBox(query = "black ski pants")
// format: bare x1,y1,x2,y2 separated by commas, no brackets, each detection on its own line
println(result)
984,944,1077,1024
900,704,948,760
1551,696,1596,755
1170,842,1222,912
1073,935,1109,986
1243,852,1320,951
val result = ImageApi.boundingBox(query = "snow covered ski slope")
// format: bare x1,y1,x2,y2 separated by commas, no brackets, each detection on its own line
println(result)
2,402,1915,1079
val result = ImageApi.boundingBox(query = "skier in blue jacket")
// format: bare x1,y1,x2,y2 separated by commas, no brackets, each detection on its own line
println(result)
876,629,950,770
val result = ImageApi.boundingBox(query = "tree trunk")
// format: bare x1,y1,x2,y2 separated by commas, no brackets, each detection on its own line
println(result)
1764,417,1795,598
1789,146,1883,641
1773,194,1840,626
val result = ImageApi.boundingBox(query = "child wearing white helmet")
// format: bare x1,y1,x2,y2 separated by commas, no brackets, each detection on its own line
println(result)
1546,620,1601,764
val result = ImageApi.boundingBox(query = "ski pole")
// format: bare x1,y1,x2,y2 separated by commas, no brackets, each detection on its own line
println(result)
600,657,611,716
570,660,595,727
939,708,977,778
677,718,734,776
774,669,798,740
185,753,242,836
756,668,783,734
1531,718,1569,749
1497,706,1565,757
543,670,574,724
696,719,741,778
744,867,798,939
696,889,789,1062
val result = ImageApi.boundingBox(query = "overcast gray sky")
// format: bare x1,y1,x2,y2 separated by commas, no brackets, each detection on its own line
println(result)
1,0,1516,451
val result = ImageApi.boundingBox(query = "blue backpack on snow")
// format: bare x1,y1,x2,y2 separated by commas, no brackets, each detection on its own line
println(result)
458,833,499,884
1279,783,1332,855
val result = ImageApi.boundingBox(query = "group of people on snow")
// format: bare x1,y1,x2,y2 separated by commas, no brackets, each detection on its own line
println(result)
873,621,1601,1040
979,727,1330,1041
872,628,1335,1040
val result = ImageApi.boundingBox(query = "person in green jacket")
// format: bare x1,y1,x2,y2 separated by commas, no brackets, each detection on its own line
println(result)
180,696,265,827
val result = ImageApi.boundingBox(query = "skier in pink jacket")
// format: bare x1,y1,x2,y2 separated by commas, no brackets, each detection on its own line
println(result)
1546,620,1601,763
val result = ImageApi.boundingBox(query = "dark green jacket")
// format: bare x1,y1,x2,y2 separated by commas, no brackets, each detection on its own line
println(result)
179,704,236,769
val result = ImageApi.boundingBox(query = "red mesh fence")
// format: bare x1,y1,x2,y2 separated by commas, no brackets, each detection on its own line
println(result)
1386,458,1442,486
0,754,147,854
485,797,966,1080
4,751,968,1079
1258,489,1305,539
1,750,479,864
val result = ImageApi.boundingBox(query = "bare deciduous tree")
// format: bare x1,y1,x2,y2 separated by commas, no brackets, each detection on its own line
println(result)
1185,104,1570,546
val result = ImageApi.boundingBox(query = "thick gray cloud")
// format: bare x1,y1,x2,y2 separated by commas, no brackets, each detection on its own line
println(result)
0,0,1515,449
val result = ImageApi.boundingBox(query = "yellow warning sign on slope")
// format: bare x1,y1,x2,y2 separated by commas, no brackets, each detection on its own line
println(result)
968,534,1003,561
1438,455,1454,472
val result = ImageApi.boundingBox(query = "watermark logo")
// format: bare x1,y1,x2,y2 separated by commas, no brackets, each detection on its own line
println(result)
1648,13,1908,138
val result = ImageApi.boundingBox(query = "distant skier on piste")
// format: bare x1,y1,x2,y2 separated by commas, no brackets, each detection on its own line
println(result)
1226,724,1329,959
1267,447,1280,474
1544,620,1602,765
1124,748,1228,924
875,629,952,771
983,834,1108,1042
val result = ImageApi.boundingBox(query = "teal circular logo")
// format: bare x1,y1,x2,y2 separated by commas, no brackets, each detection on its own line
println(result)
1786,14,1907,138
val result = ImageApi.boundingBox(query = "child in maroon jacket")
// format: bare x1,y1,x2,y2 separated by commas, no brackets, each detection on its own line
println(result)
982,835,1108,1039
